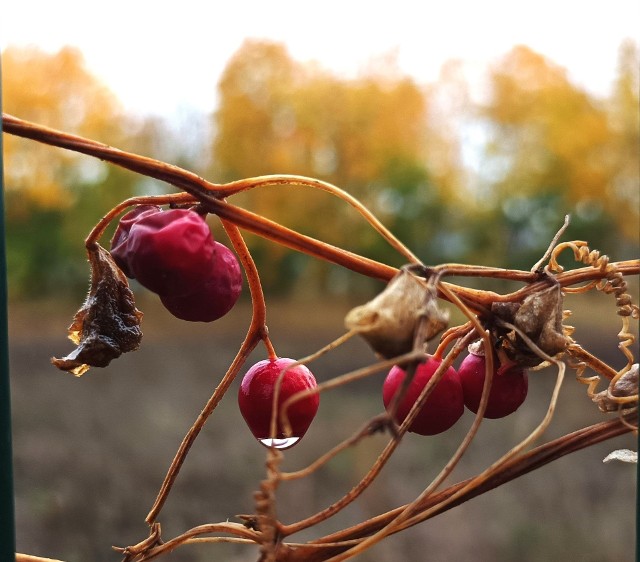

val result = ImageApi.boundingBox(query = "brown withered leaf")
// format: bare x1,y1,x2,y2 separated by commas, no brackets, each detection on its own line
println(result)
492,284,570,368
52,244,143,376
593,363,639,413
345,267,448,359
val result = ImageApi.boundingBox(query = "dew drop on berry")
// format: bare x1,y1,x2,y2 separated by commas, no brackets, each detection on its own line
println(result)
258,437,301,450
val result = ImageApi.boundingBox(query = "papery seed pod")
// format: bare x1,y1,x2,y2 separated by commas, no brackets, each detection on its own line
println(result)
492,284,570,368
345,268,448,359
593,364,639,413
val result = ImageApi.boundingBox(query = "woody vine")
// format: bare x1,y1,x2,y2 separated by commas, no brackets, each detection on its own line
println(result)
3,112,638,562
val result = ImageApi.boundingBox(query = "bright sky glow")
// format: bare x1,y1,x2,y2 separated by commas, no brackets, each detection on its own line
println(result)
2,0,639,117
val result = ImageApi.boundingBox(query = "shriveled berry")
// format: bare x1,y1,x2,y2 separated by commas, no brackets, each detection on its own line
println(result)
110,205,163,277
458,352,528,419
125,209,215,296
159,242,242,322
238,358,320,449
382,358,464,436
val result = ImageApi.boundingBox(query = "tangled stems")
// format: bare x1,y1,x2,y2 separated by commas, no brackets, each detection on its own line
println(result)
3,113,638,308
5,112,639,561
144,219,275,525
122,411,637,562
293,412,637,562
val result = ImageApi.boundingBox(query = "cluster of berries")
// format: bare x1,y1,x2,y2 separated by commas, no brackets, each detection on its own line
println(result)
235,348,528,449
109,208,527,448
110,206,242,322
110,207,317,449
383,350,528,435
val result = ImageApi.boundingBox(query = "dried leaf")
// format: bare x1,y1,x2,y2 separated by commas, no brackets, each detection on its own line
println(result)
52,244,143,376
345,268,448,359
492,284,570,367
593,364,639,413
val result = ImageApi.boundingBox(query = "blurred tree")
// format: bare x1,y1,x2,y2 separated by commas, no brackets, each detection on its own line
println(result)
605,39,639,243
211,40,445,294
2,46,146,297
479,45,629,267
3,46,124,212
484,45,611,203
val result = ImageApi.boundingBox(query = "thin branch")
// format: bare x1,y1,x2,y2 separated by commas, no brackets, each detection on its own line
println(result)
5,114,636,302
294,413,637,562
531,214,571,272
212,174,422,265
145,223,269,525
124,523,260,562
281,337,470,537
16,552,62,562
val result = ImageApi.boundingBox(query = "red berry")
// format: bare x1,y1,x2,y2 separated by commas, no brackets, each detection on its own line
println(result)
238,358,320,449
382,358,464,436
159,242,242,322
125,208,216,296
458,352,528,419
110,205,163,277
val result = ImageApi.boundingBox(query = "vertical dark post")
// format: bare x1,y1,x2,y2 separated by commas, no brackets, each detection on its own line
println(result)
0,69,18,556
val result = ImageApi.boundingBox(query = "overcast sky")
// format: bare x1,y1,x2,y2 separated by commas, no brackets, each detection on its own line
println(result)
2,1,638,117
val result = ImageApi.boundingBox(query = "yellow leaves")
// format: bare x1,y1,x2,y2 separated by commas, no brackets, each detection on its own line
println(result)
213,40,429,188
2,45,121,135
2,45,123,213
484,44,630,216
211,39,432,272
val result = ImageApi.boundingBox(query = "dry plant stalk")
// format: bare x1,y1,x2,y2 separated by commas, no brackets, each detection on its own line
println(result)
3,112,638,562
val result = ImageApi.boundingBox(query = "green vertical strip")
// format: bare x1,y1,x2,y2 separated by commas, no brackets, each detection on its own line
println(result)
0,66,17,556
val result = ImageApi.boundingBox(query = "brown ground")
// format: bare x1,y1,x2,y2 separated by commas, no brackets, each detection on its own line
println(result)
9,293,638,562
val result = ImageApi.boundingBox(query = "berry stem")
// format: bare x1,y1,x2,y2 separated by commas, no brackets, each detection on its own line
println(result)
213,174,423,265
220,218,277,360
84,193,197,247
302,413,636,560
145,224,272,526
3,113,639,309
332,285,492,559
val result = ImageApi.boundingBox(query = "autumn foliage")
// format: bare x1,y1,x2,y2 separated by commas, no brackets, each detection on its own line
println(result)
3,109,637,562
2,39,639,298
2,37,638,562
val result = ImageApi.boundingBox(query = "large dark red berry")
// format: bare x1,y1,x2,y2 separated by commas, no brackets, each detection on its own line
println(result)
382,357,464,436
110,205,162,278
110,206,242,323
238,358,320,449
124,208,216,296
458,351,528,419
159,242,242,322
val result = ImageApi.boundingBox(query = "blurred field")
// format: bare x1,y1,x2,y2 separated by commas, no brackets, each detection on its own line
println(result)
9,292,638,562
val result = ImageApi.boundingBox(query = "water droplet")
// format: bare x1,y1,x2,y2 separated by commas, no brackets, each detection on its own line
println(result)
258,437,300,450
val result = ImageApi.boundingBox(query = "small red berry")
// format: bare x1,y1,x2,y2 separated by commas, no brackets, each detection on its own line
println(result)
125,208,216,296
110,205,163,277
458,351,528,419
238,358,320,449
159,242,242,322
382,358,464,436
